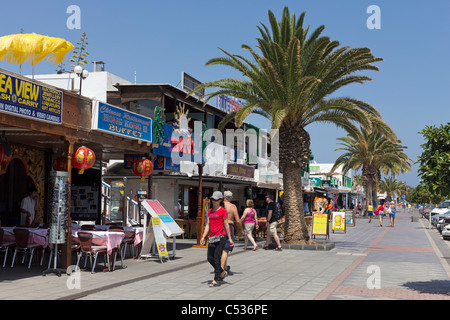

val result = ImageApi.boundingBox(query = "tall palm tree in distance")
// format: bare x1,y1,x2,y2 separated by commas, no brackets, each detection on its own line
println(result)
332,124,411,214
189,7,386,243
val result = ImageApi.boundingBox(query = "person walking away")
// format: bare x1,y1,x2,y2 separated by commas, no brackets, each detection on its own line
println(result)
221,191,241,274
389,201,396,227
263,195,282,251
367,203,374,223
375,201,385,227
357,202,362,215
20,187,39,227
200,191,234,287
240,199,259,250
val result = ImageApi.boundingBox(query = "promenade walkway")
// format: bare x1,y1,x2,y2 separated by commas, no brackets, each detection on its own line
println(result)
1,208,449,302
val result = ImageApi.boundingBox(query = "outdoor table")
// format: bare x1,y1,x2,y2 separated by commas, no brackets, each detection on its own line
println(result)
72,230,124,255
3,227,49,248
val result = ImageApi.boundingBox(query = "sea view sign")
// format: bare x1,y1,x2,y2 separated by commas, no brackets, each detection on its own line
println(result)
0,72,63,124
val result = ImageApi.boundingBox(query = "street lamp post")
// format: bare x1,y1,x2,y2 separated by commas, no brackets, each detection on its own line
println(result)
74,65,89,95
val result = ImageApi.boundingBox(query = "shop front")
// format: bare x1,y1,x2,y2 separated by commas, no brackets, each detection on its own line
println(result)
0,69,152,268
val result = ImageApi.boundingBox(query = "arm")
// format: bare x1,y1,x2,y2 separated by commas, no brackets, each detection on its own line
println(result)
224,217,234,247
266,209,272,226
200,217,210,246
240,208,248,223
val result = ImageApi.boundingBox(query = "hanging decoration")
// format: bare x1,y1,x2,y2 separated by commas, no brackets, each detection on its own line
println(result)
52,155,68,172
133,157,153,181
72,146,95,174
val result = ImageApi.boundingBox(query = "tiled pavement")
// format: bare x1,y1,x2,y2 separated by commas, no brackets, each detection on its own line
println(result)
1,208,450,301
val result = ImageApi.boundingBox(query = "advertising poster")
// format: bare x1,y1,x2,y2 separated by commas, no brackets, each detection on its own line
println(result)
332,211,346,233
152,217,168,257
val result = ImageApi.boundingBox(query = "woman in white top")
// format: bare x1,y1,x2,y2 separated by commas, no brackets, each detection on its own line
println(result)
240,199,259,251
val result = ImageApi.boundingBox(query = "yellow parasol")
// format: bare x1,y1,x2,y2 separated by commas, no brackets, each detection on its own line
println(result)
0,33,74,67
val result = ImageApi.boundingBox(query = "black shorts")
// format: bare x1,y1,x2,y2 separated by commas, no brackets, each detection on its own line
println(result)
223,223,234,252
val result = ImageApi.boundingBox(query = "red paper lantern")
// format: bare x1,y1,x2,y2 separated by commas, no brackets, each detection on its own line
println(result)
52,155,68,172
72,146,95,174
133,157,153,181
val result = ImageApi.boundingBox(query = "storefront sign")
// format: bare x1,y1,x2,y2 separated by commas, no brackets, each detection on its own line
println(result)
312,213,329,239
216,95,241,114
92,101,152,142
152,122,201,163
0,72,63,124
227,163,254,178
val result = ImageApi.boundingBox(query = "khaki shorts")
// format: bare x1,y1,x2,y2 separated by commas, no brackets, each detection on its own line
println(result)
268,221,278,235
244,223,255,235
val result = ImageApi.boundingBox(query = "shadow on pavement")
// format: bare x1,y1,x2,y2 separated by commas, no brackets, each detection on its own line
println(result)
402,280,450,295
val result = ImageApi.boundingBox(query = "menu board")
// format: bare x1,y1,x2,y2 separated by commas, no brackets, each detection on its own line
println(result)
141,200,183,237
311,213,329,239
71,186,99,220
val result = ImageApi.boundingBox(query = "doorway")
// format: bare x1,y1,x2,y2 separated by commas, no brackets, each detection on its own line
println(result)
0,158,37,226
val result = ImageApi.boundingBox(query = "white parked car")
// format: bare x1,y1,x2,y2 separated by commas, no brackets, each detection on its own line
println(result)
431,200,450,216
442,223,450,240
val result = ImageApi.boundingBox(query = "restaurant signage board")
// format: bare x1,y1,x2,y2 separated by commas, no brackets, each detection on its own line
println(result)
0,71,63,124
141,200,183,237
332,211,346,233
311,213,329,239
91,101,152,143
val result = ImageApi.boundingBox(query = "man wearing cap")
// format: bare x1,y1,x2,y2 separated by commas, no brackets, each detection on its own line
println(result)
221,190,241,274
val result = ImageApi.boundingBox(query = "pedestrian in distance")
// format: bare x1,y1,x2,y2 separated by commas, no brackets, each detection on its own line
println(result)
200,191,234,287
240,199,259,251
375,201,385,227
263,195,282,251
221,190,241,276
367,203,374,223
389,201,396,227
357,202,362,215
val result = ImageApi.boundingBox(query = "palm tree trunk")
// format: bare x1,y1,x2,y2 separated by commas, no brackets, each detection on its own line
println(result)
282,162,309,242
279,122,311,243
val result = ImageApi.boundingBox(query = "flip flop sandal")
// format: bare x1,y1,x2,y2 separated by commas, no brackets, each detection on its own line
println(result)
209,281,220,287
273,247,282,251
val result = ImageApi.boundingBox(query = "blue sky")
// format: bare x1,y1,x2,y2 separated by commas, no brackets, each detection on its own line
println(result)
1,0,449,187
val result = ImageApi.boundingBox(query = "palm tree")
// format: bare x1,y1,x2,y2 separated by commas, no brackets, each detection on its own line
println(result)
379,177,406,202
188,7,385,243
332,126,411,214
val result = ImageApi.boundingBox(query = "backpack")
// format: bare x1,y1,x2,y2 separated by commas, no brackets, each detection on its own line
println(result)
274,202,284,221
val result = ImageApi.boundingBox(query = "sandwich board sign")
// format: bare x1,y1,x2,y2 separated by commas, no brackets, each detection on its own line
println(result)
141,200,183,237
140,200,183,261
